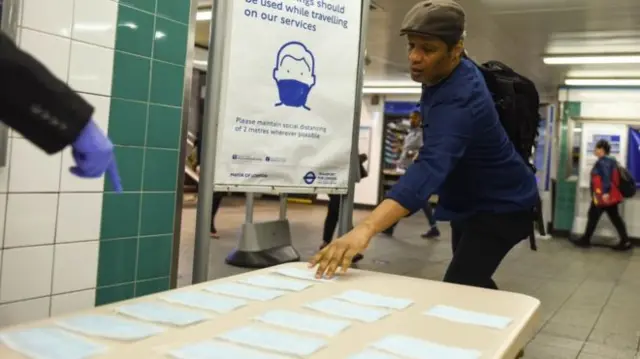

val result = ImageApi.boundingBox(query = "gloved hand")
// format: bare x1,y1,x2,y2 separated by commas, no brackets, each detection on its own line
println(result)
70,120,122,192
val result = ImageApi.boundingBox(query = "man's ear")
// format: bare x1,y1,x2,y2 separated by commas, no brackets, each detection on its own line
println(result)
454,40,464,59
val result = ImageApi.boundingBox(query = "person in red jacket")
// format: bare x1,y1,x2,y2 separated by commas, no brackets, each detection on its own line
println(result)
572,139,631,251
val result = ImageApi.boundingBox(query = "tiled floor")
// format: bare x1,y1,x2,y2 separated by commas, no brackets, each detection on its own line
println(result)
178,196,640,359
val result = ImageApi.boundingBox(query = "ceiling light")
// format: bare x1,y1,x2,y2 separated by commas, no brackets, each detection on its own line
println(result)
363,80,418,88
362,87,422,95
544,54,640,65
566,69,640,78
564,78,640,86
196,10,212,21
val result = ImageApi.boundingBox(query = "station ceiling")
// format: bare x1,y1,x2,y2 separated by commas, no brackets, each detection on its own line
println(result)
195,0,640,100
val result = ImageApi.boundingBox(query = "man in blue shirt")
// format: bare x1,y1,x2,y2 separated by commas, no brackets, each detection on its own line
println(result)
310,0,539,290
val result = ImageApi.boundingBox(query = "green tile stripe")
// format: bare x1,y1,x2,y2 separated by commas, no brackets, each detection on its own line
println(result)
553,102,581,231
97,0,191,306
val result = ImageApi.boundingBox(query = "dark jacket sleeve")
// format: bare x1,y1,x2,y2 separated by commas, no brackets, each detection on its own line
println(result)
386,102,473,213
0,31,93,154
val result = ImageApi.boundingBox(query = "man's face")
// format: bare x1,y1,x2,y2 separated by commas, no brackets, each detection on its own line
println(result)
594,147,605,158
406,34,462,85
409,112,421,127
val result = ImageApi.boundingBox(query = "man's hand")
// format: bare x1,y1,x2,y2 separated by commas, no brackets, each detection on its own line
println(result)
602,193,610,202
308,226,372,279
308,199,410,279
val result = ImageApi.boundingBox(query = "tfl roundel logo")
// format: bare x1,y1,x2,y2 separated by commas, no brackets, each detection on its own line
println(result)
303,171,316,185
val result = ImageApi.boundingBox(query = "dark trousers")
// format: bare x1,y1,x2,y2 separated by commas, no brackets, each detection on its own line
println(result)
210,192,224,232
323,194,341,243
534,195,546,236
582,203,629,243
385,202,436,234
423,204,437,227
444,211,532,289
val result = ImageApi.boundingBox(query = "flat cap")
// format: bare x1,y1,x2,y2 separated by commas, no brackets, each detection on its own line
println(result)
400,0,465,44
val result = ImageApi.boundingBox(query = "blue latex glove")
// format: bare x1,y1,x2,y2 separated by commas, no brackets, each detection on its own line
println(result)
70,120,122,192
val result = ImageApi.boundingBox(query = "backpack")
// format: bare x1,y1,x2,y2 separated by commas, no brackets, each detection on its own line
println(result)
476,61,542,171
617,164,637,198
476,60,543,250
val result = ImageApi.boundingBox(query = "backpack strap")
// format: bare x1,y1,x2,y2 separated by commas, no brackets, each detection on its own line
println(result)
528,194,545,251
529,230,537,251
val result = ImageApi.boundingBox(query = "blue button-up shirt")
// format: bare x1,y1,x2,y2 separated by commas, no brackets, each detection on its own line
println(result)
386,58,538,220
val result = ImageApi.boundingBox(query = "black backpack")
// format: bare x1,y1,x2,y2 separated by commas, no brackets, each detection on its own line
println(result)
477,61,542,171
617,164,636,198
476,60,543,250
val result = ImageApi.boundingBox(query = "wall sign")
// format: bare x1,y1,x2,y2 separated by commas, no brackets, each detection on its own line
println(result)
213,0,364,193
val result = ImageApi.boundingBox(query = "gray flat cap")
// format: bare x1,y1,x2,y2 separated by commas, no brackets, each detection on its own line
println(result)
400,0,465,44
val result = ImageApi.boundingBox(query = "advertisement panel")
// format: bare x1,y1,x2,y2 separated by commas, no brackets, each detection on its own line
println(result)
213,0,364,193
627,128,640,187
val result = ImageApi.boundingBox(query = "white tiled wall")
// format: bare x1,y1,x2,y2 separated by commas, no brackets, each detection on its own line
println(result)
0,0,117,327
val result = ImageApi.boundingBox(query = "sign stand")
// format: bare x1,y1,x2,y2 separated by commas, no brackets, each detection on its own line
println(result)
225,193,299,268
192,0,228,284
193,0,370,281
338,1,370,236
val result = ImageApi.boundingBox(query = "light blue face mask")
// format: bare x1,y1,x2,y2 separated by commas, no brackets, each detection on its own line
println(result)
372,335,482,359
255,309,351,337
304,298,392,323
333,290,414,310
217,325,327,357
162,291,247,314
0,327,107,359
116,302,209,327
57,314,164,341
240,274,313,292
424,305,512,329
204,282,285,301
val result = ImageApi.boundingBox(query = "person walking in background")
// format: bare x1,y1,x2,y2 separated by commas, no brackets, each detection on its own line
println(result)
420,203,440,239
396,109,425,171
384,109,440,238
194,132,223,239
572,139,631,251
320,153,369,262
322,194,342,245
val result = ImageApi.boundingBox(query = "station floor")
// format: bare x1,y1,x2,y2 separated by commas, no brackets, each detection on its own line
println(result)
178,196,640,359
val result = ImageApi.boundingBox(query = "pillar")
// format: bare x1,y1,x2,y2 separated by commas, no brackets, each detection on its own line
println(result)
0,0,192,327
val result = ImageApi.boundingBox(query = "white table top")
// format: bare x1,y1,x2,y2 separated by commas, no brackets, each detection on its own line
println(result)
0,262,540,358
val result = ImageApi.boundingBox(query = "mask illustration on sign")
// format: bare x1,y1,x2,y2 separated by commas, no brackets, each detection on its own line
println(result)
273,41,316,111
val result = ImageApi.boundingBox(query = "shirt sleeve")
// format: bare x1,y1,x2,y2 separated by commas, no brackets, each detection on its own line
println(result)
386,102,473,213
